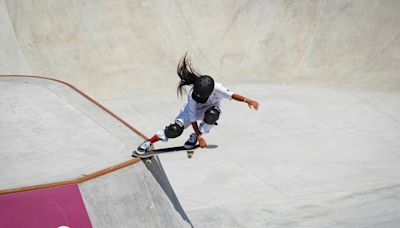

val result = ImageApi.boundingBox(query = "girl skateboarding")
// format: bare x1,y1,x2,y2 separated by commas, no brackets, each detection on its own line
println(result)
135,54,259,155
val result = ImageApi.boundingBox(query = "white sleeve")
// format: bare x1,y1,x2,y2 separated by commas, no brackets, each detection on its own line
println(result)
215,83,234,100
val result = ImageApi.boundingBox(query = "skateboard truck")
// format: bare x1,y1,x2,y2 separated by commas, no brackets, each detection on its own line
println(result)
142,151,194,165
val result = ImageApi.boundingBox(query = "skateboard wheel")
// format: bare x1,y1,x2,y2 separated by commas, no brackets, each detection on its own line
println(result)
187,150,194,159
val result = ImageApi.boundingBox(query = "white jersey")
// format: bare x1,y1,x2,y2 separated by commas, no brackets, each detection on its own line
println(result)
156,82,234,141
179,82,234,123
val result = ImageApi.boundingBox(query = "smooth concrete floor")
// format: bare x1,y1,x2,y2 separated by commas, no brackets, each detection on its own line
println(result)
103,83,400,227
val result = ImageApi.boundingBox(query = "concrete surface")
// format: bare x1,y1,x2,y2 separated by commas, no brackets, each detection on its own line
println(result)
0,77,137,189
0,76,192,227
1,0,400,227
104,83,400,227
2,0,400,98
79,162,191,228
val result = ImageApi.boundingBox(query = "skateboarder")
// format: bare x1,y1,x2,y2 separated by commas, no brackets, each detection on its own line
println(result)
136,54,259,155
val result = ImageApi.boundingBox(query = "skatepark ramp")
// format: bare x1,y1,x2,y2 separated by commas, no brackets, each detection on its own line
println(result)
0,76,192,228
1,0,400,227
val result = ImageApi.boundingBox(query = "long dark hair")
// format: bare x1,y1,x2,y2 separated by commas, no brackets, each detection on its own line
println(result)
177,53,201,97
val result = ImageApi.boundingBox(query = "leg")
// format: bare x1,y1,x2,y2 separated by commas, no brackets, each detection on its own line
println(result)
137,120,184,154
184,106,221,148
154,119,185,142
199,122,214,134
200,106,220,133
136,109,191,154
156,110,191,142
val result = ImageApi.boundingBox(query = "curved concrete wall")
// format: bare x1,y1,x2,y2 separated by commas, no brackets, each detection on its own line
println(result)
1,0,399,100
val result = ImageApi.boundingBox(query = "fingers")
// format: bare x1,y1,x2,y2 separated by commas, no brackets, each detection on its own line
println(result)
247,100,259,111
199,137,207,148
253,101,259,110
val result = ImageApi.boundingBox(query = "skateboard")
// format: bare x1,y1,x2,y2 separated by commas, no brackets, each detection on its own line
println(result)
132,144,218,164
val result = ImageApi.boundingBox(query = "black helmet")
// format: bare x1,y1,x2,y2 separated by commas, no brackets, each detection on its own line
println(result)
192,75,215,103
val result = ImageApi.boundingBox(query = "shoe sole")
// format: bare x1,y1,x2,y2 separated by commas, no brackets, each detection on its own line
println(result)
184,144,196,149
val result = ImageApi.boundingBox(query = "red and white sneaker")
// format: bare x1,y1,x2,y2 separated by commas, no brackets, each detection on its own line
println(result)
136,140,152,155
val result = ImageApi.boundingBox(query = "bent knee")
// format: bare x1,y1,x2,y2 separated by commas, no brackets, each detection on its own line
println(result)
204,106,220,125
164,120,184,138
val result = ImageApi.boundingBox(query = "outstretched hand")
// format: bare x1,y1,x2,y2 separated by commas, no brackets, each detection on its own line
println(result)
245,99,260,111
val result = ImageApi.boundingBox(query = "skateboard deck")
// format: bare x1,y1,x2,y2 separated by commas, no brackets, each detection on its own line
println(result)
132,144,217,163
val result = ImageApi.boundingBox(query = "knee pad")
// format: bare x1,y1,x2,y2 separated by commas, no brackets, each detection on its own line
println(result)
204,106,220,125
164,120,184,138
